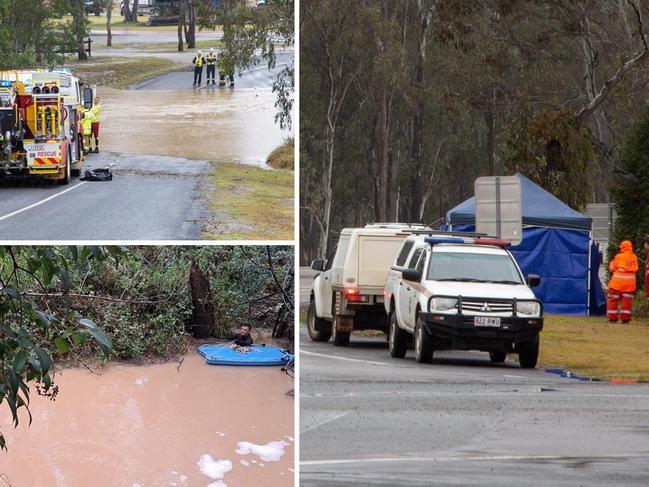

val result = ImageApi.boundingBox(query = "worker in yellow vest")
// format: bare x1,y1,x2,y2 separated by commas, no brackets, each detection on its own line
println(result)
82,109,95,155
90,96,101,153
206,48,218,85
192,51,206,87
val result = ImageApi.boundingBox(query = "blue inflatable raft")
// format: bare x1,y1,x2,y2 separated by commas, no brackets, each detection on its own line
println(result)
197,344,294,366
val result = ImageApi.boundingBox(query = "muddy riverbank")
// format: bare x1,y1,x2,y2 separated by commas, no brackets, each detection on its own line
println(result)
0,353,294,486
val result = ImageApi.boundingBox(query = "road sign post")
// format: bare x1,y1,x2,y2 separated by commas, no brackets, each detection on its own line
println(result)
475,176,523,245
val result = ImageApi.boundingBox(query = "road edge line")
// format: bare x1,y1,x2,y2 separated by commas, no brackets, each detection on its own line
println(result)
0,182,86,223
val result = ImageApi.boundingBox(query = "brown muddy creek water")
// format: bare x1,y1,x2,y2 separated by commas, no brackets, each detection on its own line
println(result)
0,353,294,486
99,88,287,166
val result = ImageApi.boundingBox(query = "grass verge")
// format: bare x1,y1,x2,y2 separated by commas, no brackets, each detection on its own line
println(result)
267,138,294,170
204,163,293,240
67,56,184,89
540,314,649,381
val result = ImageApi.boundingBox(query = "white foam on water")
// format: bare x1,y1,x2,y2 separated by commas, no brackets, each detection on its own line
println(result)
215,431,226,437
197,455,233,480
259,463,265,467
207,482,227,487
284,436,294,442
135,377,148,386
131,484,143,487
179,475,188,482
236,440,290,462
240,459,250,467
288,468,294,472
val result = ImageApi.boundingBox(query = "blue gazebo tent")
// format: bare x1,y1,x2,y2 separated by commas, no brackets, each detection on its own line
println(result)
443,173,606,315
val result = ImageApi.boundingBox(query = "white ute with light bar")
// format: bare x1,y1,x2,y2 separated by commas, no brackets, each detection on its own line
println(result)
384,233,543,368
307,223,430,346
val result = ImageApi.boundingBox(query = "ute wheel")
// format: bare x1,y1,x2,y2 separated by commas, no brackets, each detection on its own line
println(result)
489,351,507,363
332,317,350,347
414,316,433,363
518,335,540,369
306,300,332,342
388,310,408,358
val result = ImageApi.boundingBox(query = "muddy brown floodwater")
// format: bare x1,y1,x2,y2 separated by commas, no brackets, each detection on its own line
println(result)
99,88,287,166
0,353,294,487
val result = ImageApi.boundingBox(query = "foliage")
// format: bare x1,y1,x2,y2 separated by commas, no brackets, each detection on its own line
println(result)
197,0,295,130
0,0,78,68
300,0,649,261
502,109,593,210
0,246,114,450
0,246,293,448
610,103,649,276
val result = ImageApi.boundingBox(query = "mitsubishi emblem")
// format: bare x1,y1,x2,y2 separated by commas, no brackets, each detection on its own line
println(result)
480,302,491,312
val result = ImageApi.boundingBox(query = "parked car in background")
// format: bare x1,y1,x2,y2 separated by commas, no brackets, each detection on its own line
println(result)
85,0,105,16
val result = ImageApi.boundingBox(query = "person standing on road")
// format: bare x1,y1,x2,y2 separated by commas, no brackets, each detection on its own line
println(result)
90,96,101,153
644,235,649,299
607,240,638,324
82,109,95,155
192,51,206,87
206,48,218,85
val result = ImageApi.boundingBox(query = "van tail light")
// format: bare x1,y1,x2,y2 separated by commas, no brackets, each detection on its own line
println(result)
343,288,367,303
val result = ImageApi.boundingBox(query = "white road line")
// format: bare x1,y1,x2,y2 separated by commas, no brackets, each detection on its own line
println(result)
301,412,350,434
503,374,528,379
301,350,389,367
301,452,649,467
0,182,86,223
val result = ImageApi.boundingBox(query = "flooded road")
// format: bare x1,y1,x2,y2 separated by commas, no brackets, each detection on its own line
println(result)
100,87,287,166
0,353,294,487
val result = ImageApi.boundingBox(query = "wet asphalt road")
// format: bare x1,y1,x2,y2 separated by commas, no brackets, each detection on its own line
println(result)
298,268,649,486
0,152,209,240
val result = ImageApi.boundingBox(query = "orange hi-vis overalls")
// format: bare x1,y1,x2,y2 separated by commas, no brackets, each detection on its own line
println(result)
607,240,638,323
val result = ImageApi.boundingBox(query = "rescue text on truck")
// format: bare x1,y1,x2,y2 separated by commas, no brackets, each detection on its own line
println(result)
0,70,94,184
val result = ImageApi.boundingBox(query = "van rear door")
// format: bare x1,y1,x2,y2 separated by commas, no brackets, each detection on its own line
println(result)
357,235,406,289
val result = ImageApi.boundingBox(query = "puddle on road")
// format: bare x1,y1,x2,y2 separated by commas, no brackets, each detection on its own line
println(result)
0,353,294,487
99,88,287,166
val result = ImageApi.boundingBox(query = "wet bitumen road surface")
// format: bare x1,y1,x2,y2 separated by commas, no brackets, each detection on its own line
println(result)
0,152,209,240
132,50,293,91
298,268,649,486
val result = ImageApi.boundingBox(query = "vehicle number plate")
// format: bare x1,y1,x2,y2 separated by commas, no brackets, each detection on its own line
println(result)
474,316,501,327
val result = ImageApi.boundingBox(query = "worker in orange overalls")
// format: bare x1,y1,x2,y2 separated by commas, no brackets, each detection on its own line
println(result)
644,235,649,298
607,240,638,324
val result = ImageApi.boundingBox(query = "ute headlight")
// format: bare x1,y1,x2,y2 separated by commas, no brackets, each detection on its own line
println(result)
429,297,458,312
516,300,540,316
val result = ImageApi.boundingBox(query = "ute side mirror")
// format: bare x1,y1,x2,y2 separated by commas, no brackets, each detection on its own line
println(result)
527,274,541,288
402,268,421,282
311,259,324,272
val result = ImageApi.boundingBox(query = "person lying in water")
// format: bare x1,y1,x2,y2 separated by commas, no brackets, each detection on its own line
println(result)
230,324,253,352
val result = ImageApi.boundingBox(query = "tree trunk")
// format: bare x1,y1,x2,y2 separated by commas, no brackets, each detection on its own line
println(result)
178,0,185,52
72,1,88,61
106,0,113,47
184,1,196,48
408,0,434,221
189,261,214,339
378,86,389,221
132,0,139,21
123,0,131,22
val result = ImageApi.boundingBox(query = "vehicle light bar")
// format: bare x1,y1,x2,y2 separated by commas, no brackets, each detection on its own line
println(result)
425,236,512,247
424,237,466,245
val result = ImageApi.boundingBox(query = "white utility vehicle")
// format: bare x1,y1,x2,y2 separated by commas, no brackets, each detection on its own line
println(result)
307,223,429,346
384,233,543,368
